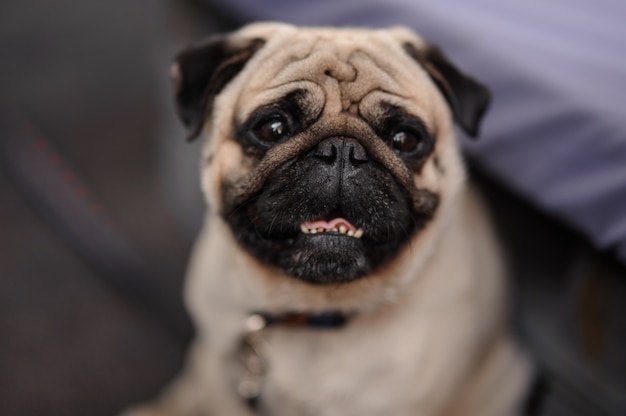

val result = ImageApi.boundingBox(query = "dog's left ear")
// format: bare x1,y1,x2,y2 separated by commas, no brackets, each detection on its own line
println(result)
403,43,491,138
171,35,266,141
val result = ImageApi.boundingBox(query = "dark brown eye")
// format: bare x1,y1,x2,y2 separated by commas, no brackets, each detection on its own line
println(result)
254,116,291,143
391,130,421,154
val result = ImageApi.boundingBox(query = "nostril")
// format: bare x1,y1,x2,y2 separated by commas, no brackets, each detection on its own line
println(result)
315,137,343,162
315,138,339,162
348,141,368,164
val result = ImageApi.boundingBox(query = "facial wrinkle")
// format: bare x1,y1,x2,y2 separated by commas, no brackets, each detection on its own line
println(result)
344,51,406,114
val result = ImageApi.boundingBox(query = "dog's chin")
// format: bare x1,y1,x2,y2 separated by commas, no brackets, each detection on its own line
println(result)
279,233,370,284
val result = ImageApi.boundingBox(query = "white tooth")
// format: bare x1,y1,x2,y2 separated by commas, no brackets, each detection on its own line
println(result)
339,225,347,234
354,228,364,238
347,230,355,237
332,227,338,232
310,228,317,234
317,228,325,233
300,224,309,234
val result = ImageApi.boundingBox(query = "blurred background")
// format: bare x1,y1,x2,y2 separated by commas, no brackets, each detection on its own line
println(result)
0,1,624,415
0,1,213,414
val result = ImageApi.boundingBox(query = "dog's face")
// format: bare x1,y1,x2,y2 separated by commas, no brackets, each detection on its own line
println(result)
172,23,489,285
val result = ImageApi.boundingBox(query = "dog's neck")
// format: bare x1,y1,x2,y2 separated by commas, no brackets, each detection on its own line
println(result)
235,310,351,408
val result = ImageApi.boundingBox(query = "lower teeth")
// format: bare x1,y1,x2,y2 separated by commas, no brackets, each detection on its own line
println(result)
301,227,363,238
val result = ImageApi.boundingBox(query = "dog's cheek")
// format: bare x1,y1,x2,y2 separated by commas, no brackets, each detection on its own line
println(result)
202,140,253,210
413,156,442,193
411,123,461,203
431,129,467,204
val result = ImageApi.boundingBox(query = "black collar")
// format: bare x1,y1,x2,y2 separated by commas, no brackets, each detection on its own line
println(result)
249,311,350,330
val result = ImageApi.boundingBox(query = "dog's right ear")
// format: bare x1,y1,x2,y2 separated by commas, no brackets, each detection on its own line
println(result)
170,35,266,141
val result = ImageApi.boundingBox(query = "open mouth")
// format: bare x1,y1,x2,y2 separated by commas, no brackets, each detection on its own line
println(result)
220,150,437,283
299,217,364,238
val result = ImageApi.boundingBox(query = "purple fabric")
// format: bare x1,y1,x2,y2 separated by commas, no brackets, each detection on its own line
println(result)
207,0,626,264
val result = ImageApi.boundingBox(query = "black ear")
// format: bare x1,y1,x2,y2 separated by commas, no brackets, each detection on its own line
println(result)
171,35,266,141
403,43,491,138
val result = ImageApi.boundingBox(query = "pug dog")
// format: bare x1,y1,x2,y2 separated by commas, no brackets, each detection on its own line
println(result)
124,23,532,416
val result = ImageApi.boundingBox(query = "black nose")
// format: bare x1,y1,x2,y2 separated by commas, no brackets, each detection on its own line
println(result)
314,137,368,168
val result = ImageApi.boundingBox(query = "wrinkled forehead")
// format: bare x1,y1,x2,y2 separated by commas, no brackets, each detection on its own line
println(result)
234,29,439,127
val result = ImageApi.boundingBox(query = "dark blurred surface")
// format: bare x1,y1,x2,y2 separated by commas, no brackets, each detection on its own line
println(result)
0,1,624,416
0,1,207,415
475,166,626,416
